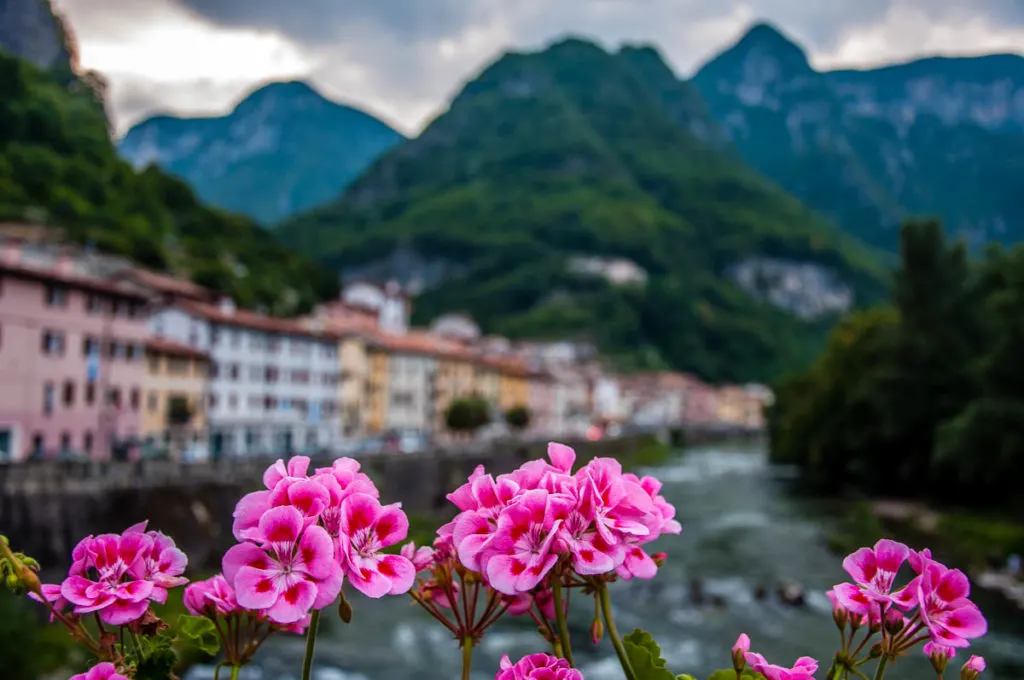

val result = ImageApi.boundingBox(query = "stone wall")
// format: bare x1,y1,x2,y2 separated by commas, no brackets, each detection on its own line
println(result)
0,434,660,570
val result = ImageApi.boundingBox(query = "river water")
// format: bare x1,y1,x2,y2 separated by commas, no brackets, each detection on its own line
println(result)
186,442,1024,680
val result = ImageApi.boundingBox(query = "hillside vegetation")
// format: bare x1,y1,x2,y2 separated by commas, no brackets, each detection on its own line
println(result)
0,50,337,313
278,39,887,381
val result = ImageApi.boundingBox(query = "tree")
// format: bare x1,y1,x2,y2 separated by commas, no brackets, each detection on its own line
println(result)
167,396,193,426
504,404,531,431
445,396,491,436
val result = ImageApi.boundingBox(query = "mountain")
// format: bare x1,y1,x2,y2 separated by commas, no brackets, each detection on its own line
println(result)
0,0,75,71
693,22,1024,251
0,49,337,313
119,81,404,225
277,38,887,382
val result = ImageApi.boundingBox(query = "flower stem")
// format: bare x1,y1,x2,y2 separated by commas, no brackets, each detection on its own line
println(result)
301,610,322,680
461,636,474,680
551,577,575,668
599,584,636,680
873,656,888,680
230,665,241,680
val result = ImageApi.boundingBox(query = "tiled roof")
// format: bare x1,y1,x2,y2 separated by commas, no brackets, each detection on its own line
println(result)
177,300,339,340
0,260,151,301
128,269,217,301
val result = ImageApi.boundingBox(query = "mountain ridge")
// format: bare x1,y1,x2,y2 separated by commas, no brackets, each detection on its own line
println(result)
119,79,404,225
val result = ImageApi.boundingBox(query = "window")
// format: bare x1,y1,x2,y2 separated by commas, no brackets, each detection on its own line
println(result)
250,334,263,350
208,393,218,409
107,387,121,408
265,366,279,384
266,336,281,353
210,362,220,379
126,301,140,319
60,432,71,452
390,391,414,407
62,380,75,407
148,355,160,373
248,396,261,409
85,383,96,405
291,370,310,385
264,395,277,411
211,328,220,345
229,364,240,380
105,340,120,359
130,387,140,411
82,336,98,357
148,392,159,412
111,299,122,316
45,284,68,307
228,393,238,410
126,343,139,361
43,382,55,415
231,331,241,348
86,294,104,314
31,433,44,457
188,322,200,346
83,431,93,454
41,330,65,356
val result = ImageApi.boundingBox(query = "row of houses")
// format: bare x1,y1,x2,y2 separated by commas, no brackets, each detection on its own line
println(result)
0,230,772,462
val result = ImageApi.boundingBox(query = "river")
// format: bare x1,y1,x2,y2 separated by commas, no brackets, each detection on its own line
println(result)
185,441,1024,680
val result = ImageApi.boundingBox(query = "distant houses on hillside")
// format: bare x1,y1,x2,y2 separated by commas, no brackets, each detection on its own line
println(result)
0,229,772,462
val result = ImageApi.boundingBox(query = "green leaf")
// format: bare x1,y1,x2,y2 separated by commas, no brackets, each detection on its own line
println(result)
622,628,676,680
706,669,764,680
677,675,698,680
175,614,221,656
134,644,177,680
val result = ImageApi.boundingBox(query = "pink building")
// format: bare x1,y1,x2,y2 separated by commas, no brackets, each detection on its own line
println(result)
0,248,151,461
680,374,720,426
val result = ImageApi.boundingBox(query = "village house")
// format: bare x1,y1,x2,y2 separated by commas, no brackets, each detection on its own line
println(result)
141,337,210,460
0,239,151,461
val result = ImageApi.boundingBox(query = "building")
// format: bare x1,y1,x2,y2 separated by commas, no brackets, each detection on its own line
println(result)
377,331,438,435
141,337,211,460
497,358,530,414
525,367,556,437
0,241,151,461
149,298,343,458
681,375,720,426
433,341,478,436
549,364,591,438
473,358,502,416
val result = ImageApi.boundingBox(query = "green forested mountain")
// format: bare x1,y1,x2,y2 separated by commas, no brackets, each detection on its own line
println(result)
118,81,404,225
693,22,1024,252
0,49,338,313
278,38,887,382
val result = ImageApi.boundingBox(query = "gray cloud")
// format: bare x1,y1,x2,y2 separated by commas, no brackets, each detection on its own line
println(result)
56,0,1024,134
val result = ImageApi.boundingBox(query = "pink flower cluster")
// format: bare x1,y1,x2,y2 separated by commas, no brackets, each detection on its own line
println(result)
496,653,584,680
224,456,414,624
439,442,681,595
830,540,987,651
70,662,130,680
33,521,187,626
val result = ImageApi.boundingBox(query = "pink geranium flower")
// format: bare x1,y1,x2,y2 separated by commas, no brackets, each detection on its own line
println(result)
70,662,130,680
915,559,987,648
183,574,240,617
745,651,819,680
59,531,158,626
841,539,912,605
480,489,572,595
495,653,584,680
223,505,342,624
338,494,416,598
124,522,188,604
401,542,435,572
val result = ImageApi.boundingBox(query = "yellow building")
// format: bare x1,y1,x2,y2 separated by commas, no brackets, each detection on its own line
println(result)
142,338,210,458
367,343,390,435
497,359,530,413
474,358,502,410
339,333,373,438
715,384,766,429
434,344,478,433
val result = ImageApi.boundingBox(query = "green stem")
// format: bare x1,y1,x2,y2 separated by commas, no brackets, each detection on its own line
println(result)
873,656,888,680
462,636,474,680
230,665,241,680
599,584,636,680
301,610,322,680
551,577,575,668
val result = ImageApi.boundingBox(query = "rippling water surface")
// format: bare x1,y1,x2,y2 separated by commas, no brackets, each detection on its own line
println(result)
186,442,1024,680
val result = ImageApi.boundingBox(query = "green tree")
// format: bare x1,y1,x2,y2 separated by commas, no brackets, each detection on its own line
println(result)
445,396,491,435
504,404,531,431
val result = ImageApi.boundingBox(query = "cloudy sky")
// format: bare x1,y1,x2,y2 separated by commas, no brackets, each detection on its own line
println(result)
51,0,1024,136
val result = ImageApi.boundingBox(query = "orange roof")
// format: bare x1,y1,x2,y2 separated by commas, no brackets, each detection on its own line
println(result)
128,269,217,302
177,300,339,340
145,337,210,361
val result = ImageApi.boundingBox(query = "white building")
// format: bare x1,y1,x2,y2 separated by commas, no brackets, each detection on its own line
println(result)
549,365,590,438
149,298,342,458
592,375,624,423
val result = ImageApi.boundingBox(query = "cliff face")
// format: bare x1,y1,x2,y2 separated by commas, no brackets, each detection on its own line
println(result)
0,0,75,71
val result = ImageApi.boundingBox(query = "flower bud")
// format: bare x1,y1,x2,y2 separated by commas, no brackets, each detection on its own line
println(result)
653,553,668,567
732,633,751,672
869,643,884,660
590,617,604,644
4,572,21,593
961,655,986,680
924,642,955,675
337,591,353,624
883,608,904,635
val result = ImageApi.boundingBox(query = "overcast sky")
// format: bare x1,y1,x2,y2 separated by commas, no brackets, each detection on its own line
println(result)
51,0,1024,136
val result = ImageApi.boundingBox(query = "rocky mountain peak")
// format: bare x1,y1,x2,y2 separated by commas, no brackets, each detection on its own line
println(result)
0,0,75,71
